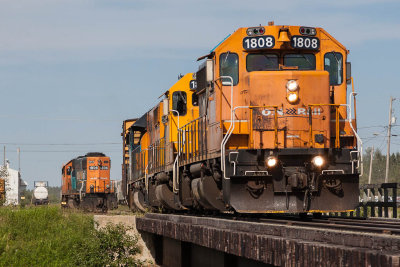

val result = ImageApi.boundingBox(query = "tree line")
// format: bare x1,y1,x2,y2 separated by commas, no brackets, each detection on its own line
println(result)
360,148,400,184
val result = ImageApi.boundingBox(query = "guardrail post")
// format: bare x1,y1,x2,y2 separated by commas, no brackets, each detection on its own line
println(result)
394,186,398,218
378,188,383,217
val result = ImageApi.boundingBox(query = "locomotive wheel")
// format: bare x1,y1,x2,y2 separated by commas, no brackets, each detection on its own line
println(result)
191,176,226,211
128,189,138,212
155,184,183,211
133,190,148,212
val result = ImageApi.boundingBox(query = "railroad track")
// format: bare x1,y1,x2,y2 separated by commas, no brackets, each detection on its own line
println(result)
176,212,400,235
243,215,400,235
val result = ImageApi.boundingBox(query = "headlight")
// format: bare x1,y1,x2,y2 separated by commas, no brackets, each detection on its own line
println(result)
90,185,94,189
266,156,278,167
312,156,324,167
286,80,299,92
106,184,110,189
287,93,299,103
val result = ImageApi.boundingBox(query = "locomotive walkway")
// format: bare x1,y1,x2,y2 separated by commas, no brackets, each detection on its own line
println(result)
136,213,400,267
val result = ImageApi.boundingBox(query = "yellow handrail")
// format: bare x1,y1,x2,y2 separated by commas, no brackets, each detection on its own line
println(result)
248,106,279,148
308,104,346,148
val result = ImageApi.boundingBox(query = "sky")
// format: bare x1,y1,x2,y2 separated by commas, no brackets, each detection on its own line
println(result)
0,0,399,188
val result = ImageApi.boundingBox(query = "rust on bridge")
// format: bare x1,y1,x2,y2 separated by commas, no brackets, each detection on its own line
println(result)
136,213,400,267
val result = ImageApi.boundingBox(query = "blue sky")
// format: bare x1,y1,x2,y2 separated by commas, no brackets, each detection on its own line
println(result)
0,0,399,188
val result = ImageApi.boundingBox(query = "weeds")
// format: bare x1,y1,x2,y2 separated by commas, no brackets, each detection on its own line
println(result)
0,206,142,267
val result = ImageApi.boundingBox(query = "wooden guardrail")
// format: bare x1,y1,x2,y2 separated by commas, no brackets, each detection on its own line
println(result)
333,183,399,218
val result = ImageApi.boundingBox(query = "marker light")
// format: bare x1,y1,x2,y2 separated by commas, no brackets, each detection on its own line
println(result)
266,157,278,167
299,27,316,36
286,80,299,92
312,156,324,167
287,93,299,103
246,27,265,36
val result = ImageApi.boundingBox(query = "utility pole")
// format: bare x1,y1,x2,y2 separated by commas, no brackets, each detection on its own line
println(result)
17,148,20,173
3,146,5,167
368,146,374,199
385,96,395,183
368,146,374,184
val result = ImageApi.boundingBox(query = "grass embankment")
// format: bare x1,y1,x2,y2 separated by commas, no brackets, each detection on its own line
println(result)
0,206,142,267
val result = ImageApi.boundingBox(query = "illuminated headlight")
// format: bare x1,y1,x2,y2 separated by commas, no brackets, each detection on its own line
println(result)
286,80,299,92
266,156,278,167
312,156,324,167
90,185,94,189
287,93,299,103
106,184,110,189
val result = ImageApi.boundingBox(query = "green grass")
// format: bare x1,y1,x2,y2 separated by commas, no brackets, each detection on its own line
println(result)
0,206,142,267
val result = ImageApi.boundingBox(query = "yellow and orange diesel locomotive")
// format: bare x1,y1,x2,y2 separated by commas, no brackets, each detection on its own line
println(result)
61,152,117,212
126,22,362,214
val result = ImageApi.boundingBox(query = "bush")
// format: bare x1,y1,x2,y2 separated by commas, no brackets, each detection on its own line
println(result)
0,206,142,266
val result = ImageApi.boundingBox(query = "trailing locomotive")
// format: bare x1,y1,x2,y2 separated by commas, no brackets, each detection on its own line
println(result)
125,23,362,214
61,152,117,212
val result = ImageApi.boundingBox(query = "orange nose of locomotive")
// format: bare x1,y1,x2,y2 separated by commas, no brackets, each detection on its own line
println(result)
244,70,330,149
87,157,111,193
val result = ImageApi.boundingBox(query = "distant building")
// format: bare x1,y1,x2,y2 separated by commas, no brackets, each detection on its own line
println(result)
0,160,28,205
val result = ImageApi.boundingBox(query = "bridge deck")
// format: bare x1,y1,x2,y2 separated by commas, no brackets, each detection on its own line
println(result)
136,213,400,267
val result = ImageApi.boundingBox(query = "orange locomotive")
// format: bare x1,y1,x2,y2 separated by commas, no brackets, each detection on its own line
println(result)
126,23,362,214
61,152,117,212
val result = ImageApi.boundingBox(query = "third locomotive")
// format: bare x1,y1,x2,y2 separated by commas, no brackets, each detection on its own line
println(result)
61,152,117,212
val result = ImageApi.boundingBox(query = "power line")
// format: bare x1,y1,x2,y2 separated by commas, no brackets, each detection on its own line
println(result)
0,114,121,122
358,125,387,129
0,142,120,146
5,150,121,153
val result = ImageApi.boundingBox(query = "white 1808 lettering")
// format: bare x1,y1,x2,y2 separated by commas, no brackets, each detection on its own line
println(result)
292,37,318,49
244,36,274,49
190,80,197,89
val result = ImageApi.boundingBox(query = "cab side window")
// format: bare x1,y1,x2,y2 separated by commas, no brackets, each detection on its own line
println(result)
324,52,343,85
220,52,239,85
172,91,187,116
192,92,198,106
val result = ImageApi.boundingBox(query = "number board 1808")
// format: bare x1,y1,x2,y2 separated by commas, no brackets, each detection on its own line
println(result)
243,36,275,50
290,36,320,50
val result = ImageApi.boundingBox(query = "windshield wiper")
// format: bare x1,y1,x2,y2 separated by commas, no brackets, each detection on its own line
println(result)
262,54,278,69
331,51,340,65
299,54,313,68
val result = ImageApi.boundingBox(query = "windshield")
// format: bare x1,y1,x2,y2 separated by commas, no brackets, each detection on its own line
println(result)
283,54,316,70
247,54,279,71
246,53,316,71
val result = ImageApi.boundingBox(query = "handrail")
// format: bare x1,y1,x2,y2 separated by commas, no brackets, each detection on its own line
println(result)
178,115,207,166
348,89,363,176
221,105,278,180
218,76,234,176
170,110,180,194
307,103,347,148
179,115,205,129
145,163,149,194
